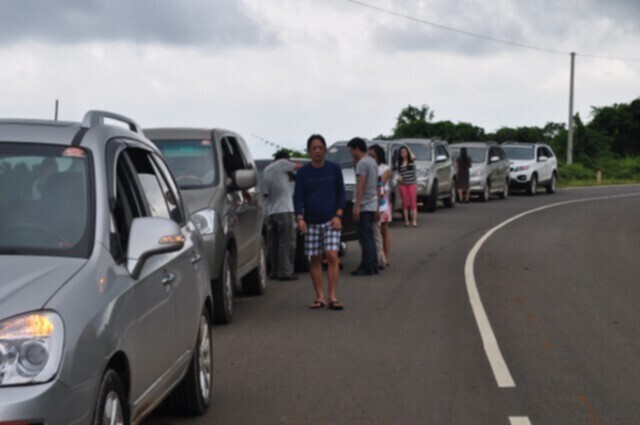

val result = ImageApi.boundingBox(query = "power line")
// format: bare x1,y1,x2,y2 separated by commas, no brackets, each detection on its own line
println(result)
346,0,640,63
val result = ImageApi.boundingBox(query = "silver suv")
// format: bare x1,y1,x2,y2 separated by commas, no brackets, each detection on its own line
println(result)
502,142,558,195
382,139,456,212
0,112,213,424
145,128,266,324
451,142,510,201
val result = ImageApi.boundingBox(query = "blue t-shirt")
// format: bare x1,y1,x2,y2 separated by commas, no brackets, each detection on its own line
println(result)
293,161,346,224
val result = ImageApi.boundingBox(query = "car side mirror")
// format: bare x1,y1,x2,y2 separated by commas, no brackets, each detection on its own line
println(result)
538,156,548,162
127,217,185,280
228,169,257,191
490,156,500,163
436,154,447,163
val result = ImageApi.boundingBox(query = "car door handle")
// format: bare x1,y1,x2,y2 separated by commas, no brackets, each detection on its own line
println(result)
191,253,202,264
162,273,176,286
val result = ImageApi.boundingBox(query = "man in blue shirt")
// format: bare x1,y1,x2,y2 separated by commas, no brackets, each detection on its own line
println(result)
294,134,346,311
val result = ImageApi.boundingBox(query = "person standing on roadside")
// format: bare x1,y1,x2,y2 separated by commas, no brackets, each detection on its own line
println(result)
395,145,418,227
456,147,472,203
369,144,392,269
294,135,346,311
264,150,303,281
348,137,380,276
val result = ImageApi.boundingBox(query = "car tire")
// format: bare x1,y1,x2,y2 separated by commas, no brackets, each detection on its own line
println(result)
479,181,490,202
546,172,557,194
499,178,509,200
527,174,538,196
163,308,213,416
213,250,235,324
92,369,129,425
425,182,438,213
242,237,267,296
443,181,456,208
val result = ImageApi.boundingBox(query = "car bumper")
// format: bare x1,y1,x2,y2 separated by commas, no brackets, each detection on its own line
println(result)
509,173,531,188
468,177,486,193
0,376,100,425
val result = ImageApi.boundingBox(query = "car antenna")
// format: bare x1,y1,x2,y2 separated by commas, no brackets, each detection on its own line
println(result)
54,99,59,121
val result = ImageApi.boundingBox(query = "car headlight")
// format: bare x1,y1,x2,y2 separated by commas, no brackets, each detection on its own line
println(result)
471,168,484,178
512,165,530,172
191,209,216,236
0,312,64,386
416,169,429,178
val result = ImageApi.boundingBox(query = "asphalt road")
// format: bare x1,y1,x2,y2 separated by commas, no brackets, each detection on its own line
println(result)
145,185,640,425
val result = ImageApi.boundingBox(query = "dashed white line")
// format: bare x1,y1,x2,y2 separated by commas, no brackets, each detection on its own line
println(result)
465,192,640,389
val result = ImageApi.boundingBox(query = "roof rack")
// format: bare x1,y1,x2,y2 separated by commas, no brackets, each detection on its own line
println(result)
82,110,142,134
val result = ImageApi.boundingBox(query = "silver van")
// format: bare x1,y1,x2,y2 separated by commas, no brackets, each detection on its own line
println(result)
0,112,213,424
145,128,266,324
451,142,510,201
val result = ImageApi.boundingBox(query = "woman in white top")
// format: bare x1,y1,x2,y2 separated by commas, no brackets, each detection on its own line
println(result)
368,144,392,268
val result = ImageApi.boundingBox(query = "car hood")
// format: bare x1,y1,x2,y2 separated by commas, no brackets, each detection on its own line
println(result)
509,159,535,168
0,256,87,319
341,166,356,186
182,186,220,216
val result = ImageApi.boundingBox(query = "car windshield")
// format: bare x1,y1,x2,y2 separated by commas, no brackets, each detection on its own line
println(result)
406,143,432,161
326,144,353,167
0,144,92,257
451,147,486,163
503,146,535,160
152,139,218,189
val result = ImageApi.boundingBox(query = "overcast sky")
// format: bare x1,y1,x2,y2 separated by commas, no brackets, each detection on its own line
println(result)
1,0,638,157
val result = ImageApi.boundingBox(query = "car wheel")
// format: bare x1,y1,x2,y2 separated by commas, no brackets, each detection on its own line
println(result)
527,174,538,196
163,308,212,416
242,237,267,295
499,178,509,200
92,369,128,425
425,182,438,213
443,181,456,208
546,172,557,194
213,250,235,324
479,181,490,202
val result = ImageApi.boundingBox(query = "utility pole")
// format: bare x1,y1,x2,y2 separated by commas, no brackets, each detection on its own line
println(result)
54,99,59,121
567,52,576,164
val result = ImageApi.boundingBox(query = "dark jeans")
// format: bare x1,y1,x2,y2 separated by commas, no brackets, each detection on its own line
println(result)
357,211,378,273
268,213,296,278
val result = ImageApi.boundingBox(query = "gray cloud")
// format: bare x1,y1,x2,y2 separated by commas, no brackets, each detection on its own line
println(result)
368,0,639,56
0,0,276,48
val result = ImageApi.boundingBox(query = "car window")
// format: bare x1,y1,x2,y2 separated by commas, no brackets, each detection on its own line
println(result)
221,136,249,177
436,145,449,159
110,155,144,260
503,146,535,161
326,144,353,167
407,143,433,161
543,147,554,158
152,138,218,189
128,149,172,220
152,154,186,224
0,143,92,258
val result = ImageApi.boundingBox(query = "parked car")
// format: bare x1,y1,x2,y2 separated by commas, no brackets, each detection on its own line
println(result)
0,111,213,425
502,142,558,195
451,142,510,201
145,128,266,324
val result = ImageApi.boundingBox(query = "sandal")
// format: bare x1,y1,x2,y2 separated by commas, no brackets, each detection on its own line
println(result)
328,301,344,311
309,300,326,309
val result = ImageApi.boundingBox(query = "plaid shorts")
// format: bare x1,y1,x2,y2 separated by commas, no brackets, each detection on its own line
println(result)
305,221,341,256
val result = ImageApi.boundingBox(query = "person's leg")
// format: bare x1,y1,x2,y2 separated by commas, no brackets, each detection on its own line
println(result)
268,216,279,278
355,213,366,271
360,212,377,273
381,222,391,265
373,220,386,268
276,213,295,278
399,185,410,225
465,188,471,202
309,255,325,302
326,250,340,303
410,184,418,226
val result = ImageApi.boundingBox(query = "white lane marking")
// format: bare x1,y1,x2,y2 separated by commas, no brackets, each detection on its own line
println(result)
509,417,533,425
465,192,640,388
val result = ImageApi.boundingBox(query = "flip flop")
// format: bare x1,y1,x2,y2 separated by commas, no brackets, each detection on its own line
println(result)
328,301,344,311
309,300,326,309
